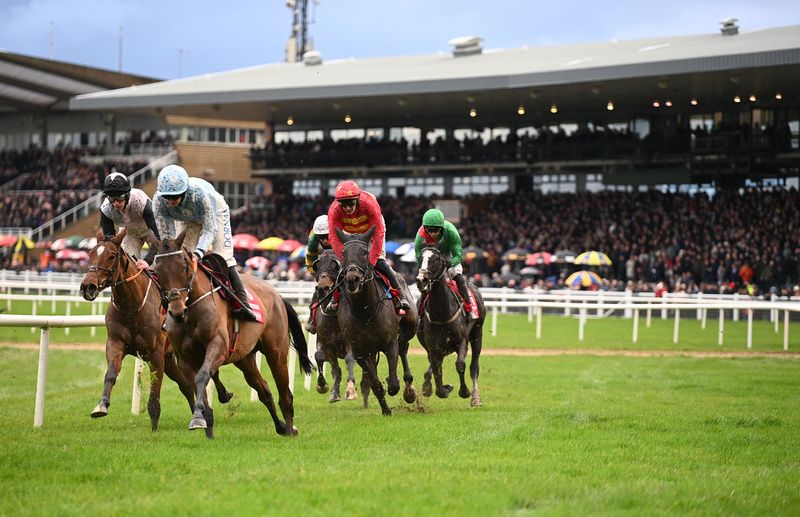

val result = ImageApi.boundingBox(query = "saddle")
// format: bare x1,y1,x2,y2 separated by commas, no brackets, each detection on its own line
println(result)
198,255,265,324
420,279,479,320
373,269,400,301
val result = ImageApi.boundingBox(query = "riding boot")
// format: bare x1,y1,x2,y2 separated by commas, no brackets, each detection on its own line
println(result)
228,266,256,320
306,290,319,334
379,262,411,314
455,273,477,320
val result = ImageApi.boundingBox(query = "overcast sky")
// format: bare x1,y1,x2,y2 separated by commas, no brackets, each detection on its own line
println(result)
1,0,798,80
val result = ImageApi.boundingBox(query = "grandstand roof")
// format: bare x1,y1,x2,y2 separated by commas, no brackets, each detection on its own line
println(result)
0,50,158,113
70,25,800,128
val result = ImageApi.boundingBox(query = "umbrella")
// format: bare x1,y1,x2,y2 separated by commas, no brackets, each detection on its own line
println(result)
50,238,68,251
65,235,84,249
290,246,307,260
384,240,403,254
554,249,578,263
565,270,602,288
574,251,613,266
14,235,35,251
277,239,303,253
526,251,553,266
35,239,52,249
501,247,529,262
245,256,270,270
400,249,417,263
462,245,487,262
393,242,415,256
55,249,90,261
0,235,17,247
256,236,284,251
519,266,543,276
78,237,97,250
232,233,260,250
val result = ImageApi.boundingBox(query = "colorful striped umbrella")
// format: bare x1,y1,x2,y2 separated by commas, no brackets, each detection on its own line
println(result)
573,251,612,266
256,237,284,251
565,270,603,288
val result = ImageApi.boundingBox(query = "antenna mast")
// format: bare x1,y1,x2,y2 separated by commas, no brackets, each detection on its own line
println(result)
286,0,316,62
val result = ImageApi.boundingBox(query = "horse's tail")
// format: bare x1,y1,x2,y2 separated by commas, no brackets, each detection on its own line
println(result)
283,298,315,375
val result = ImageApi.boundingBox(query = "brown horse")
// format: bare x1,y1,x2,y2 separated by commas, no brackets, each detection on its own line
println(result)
311,250,358,403
415,245,486,407
153,233,313,439
79,230,233,431
334,226,418,415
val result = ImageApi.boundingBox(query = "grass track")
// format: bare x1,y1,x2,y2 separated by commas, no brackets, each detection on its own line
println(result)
0,346,798,515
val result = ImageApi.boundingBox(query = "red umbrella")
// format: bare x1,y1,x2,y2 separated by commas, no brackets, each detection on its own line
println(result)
526,252,553,266
0,235,18,247
277,239,303,253
232,233,260,250
245,256,270,270
55,249,90,261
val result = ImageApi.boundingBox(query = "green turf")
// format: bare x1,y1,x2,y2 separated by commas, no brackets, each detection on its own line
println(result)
1,300,797,353
0,348,797,515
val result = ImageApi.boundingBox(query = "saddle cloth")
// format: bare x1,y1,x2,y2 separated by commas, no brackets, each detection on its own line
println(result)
199,257,266,323
421,281,479,319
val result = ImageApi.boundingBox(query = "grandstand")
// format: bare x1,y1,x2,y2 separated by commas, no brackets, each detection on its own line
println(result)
1,22,799,294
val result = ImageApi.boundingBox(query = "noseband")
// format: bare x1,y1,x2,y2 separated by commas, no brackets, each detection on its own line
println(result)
418,248,446,288
342,239,374,289
153,249,197,308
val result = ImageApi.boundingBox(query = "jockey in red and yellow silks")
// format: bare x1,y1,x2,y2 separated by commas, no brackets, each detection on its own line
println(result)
326,180,410,314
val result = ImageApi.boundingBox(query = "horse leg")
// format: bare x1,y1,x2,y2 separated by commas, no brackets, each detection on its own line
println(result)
345,350,358,400
263,342,297,436
360,368,371,409
188,343,225,438
146,353,165,431
455,339,471,399
469,326,484,407
398,336,416,404
356,355,390,415
422,362,433,398
212,371,234,404
384,338,401,397
431,355,452,398
329,354,342,403
163,351,195,412
91,340,124,418
314,349,329,394
234,354,288,436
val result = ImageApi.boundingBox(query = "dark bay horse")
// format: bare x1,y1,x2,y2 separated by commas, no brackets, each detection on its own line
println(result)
153,233,313,439
78,230,233,431
416,246,486,406
335,226,418,415
311,250,358,403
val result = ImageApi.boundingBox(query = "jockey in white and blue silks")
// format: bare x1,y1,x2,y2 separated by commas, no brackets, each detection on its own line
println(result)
153,164,255,318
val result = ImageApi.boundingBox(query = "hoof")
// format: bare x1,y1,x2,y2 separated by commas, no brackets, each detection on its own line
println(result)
381,408,392,416
403,386,416,404
218,391,233,404
188,416,207,430
471,397,482,407
345,384,358,400
329,392,341,403
459,386,471,399
422,382,432,398
316,382,330,394
386,377,400,397
436,385,453,399
90,404,108,418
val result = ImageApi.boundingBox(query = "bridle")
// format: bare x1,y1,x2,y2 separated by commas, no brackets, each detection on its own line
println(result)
341,239,374,291
418,247,446,292
153,249,217,310
313,251,343,307
86,241,153,315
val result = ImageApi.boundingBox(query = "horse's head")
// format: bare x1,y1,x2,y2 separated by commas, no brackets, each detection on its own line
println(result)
336,226,375,295
80,229,127,301
416,245,447,294
152,232,195,323
312,250,340,297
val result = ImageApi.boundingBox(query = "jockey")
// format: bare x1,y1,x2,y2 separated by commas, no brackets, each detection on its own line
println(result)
99,172,160,270
304,214,332,334
415,208,477,320
153,164,255,320
327,180,410,315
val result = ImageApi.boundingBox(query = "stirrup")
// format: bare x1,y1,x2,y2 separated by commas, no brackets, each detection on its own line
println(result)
464,304,477,320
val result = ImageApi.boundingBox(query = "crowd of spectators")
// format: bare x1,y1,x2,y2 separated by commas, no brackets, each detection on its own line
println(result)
229,187,799,297
251,122,795,169
0,148,146,229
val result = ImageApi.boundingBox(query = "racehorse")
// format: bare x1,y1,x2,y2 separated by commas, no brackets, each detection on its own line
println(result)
335,226,418,415
79,230,232,431
153,232,313,439
310,250,358,403
415,245,486,406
